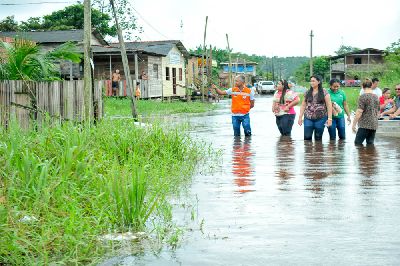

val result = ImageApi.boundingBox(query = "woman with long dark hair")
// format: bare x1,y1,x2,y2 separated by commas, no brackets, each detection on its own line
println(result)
298,75,333,141
272,80,299,136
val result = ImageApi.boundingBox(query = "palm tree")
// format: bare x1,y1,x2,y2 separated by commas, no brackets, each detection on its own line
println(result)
0,38,81,81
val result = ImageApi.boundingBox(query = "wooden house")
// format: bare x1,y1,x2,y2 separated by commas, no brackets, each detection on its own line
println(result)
122,41,189,98
0,29,108,79
0,31,191,99
328,48,385,81
91,45,164,98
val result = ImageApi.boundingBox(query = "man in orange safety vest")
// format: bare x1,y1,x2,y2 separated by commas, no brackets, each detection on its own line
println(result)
212,75,255,136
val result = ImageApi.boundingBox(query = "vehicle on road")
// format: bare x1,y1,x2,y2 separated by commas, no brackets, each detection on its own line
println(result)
257,81,275,94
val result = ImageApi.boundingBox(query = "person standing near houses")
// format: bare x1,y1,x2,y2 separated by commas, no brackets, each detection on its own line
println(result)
212,75,255,136
112,69,121,96
327,78,351,140
359,77,382,97
352,79,380,145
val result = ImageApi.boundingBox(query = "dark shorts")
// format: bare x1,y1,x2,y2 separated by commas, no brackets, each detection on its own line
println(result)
112,81,119,89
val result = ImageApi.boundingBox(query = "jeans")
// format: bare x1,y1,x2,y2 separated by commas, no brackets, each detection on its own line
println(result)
232,114,251,136
328,117,346,140
304,116,327,141
355,128,376,145
275,114,295,136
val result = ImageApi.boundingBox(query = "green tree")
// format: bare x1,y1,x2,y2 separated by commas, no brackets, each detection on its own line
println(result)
19,17,45,31
294,56,330,83
335,45,360,55
0,16,19,31
382,39,400,86
0,40,81,81
92,0,141,40
40,4,116,37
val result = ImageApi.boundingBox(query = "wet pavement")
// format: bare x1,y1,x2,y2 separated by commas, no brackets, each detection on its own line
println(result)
102,94,400,265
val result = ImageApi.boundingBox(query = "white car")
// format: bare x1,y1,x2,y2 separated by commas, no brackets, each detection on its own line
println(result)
258,81,275,94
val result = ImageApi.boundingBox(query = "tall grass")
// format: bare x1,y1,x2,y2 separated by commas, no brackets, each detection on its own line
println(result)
104,97,218,117
0,119,208,264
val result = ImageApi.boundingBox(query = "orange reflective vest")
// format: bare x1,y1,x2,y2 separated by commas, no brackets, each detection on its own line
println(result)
231,87,252,114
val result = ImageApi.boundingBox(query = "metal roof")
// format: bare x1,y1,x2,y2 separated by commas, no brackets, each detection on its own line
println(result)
328,48,384,60
114,40,190,58
0,29,108,45
91,45,165,57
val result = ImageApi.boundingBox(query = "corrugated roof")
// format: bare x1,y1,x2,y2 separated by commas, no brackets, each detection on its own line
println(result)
113,40,190,58
328,48,384,60
91,45,165,57
0,29,108,45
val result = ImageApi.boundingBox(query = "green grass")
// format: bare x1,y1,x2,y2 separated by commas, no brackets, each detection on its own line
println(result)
0,119,210,264
104,97,218,117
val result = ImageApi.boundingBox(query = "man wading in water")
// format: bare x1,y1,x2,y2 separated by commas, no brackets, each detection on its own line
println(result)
212,75,255,136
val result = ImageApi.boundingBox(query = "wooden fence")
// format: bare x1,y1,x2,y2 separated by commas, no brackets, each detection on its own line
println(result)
0,80,103,129
103,79,162,98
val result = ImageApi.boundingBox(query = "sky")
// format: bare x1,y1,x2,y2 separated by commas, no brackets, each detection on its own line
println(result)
1,0,400,57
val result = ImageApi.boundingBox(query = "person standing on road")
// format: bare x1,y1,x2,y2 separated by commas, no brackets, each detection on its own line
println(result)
327,78,351,140
352,79,380,145
112,69,121,96
298,75,333,141
212,75,255,136
272,79,300,136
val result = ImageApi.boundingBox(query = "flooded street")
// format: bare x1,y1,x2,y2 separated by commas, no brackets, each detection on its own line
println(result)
103,95,400,265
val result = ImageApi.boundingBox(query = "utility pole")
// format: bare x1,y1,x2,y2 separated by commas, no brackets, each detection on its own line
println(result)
208,44,212,84
83,0,92,122
310,30,314,76
201,16,208,103
226,34,232,87
109,0,137,118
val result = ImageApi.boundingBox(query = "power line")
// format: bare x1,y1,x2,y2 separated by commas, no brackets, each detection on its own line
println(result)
130,7,169,40
0,2,71,5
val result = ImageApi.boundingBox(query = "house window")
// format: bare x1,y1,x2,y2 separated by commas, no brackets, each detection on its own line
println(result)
354,58,362,64
179,68,182,81
153,64,158,79
166,67,170,80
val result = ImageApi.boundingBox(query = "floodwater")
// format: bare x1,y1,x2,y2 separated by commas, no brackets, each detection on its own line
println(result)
100,94,400,265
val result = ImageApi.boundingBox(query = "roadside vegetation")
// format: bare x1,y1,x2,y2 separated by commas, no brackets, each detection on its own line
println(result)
0,119,211,264
104,97,218,117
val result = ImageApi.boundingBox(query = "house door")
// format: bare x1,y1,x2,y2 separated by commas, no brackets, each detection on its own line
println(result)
172,68,177,95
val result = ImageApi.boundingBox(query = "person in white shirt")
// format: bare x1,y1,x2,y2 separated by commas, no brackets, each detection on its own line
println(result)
359,77,382,97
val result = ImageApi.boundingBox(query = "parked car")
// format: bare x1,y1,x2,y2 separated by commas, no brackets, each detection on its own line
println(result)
258,81,275,94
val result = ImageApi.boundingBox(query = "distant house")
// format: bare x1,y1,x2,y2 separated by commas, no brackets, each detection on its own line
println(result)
219,60,257,87
328,48,385,81
186,54,217,91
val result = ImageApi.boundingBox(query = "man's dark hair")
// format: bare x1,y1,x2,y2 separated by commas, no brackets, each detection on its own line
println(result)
136,82,140,85
372,77,379,83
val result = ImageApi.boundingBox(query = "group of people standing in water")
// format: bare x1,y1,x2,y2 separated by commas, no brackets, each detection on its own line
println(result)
212,74,400,145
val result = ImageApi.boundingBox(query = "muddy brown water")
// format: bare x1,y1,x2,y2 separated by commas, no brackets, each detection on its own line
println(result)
100,95,400,265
